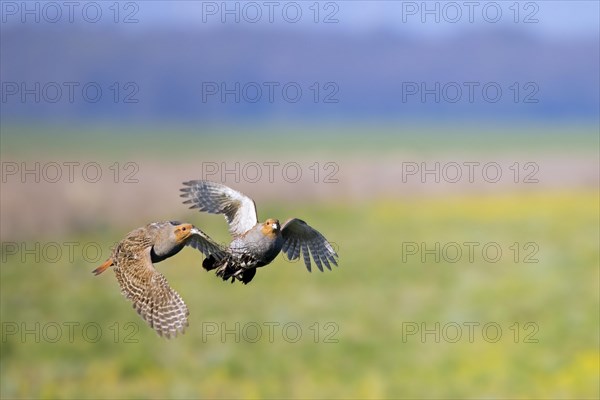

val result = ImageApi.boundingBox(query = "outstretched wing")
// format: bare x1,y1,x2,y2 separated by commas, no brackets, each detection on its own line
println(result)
180,180,258,237
281,218,338,272
113,245,189,338
186,228,226,259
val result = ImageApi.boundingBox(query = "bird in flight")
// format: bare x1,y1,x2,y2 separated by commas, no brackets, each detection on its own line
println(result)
94,182,338,338
92,221,222,338
180,180,339,284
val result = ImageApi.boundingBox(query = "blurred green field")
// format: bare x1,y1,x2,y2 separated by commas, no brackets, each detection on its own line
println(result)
1,189,598,399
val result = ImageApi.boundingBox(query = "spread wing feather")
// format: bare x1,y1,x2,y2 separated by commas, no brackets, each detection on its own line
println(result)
185,228,225,258
113,244,189,338
180,180,258,237
281,218,338,272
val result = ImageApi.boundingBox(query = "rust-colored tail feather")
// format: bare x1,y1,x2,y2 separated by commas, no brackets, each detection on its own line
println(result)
93,258,113,275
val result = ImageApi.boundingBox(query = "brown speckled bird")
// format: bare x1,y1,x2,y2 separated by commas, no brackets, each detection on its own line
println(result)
93,221,223,338
180,180,339,284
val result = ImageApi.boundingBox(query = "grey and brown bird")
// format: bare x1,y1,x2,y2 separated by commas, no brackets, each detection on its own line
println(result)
180,180,339,284
93,221,223,338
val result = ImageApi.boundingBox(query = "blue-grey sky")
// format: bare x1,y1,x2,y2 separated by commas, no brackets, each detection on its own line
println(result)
1,1,598,37
2,1,598,123
133,1,598,36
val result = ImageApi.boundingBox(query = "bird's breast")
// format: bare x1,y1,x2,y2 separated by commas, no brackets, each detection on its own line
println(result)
231,233,283,264
150,242,185,263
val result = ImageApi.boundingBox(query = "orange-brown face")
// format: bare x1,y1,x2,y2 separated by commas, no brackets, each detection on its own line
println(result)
261,218,281,237
174,223,194,243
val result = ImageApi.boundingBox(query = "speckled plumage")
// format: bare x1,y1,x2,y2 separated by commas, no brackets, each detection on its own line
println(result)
180,180,339,284
93,221,223,338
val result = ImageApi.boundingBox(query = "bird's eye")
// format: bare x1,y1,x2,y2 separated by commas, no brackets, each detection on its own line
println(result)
182,227,187,231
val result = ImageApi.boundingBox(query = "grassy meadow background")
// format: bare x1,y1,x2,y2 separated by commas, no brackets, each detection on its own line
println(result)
1,125,598,398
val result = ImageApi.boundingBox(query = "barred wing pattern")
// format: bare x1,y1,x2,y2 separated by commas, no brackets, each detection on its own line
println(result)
186,229,226,259
113,242,189,338
181,180,258,237
281,218,338,272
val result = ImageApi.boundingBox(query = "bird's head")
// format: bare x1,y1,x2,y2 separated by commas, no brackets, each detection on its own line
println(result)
261,218,281,237
172,222,195,244
151,221,196,260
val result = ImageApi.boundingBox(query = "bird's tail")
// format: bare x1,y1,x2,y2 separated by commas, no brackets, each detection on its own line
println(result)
93,258,114,275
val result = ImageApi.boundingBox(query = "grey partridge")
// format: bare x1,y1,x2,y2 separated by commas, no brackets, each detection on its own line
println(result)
180,180,339,284
93,221,222,338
